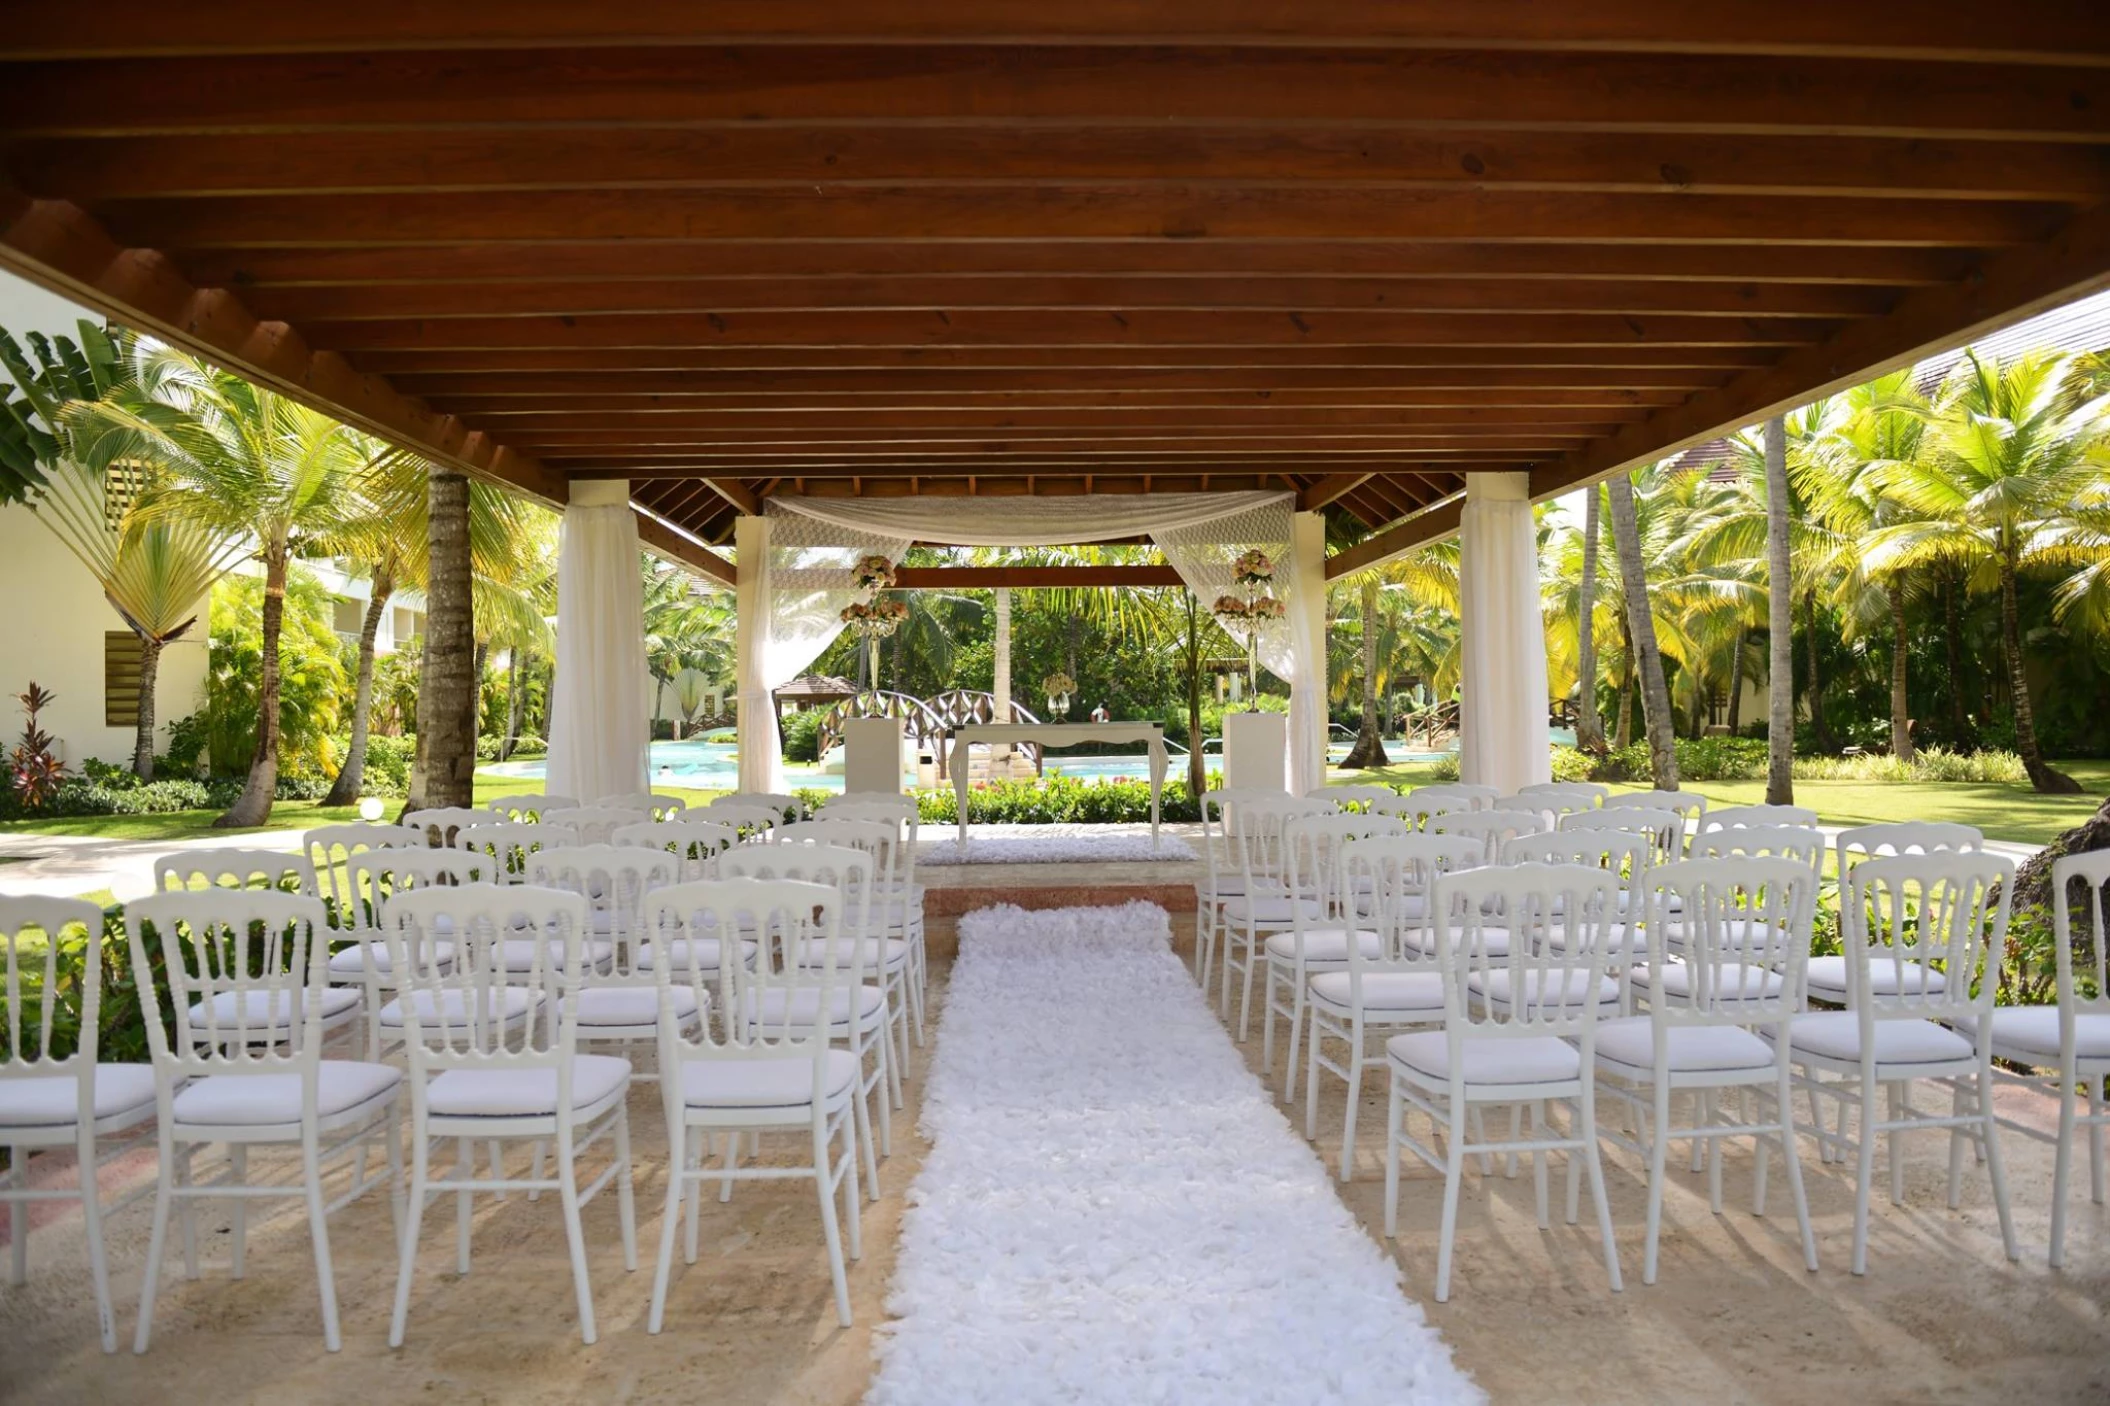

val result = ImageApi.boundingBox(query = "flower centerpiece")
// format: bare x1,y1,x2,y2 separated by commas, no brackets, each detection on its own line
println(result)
1041,671,1077,722
1213,551,1283,707
852,553,898,593
840,593,909,688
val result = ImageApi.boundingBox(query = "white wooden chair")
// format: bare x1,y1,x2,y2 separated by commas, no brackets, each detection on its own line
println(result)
778,818,920,1062
1500,791,1599,831
711,792,807,822
1,897,158,1353
528,846,695,1081
334,848,496,1058
645,878,864,1331
702,800,785,842
1806,823,1985,1005
304,822,424,925
1501,828,1654,973
382,883,637,1346
1427,807,1547,865
540,806,640,846
1690,823,1825,876
485,793,579,823
1219,794,1336,1035
1695,803,1819,836
816,797,929,1043
1596,857,1820,1283
1963,850,2110,1267
124,890,402,1353
401,806,492,846
1783,852,2019,1275
154,848,318,896
611,816,743,880
1382,862,1625,1301
1519,781,1608,803
1302,834,1484,1181
1310,783,1399,813
1603,788,1708,848
1402,783,1499,813
1193,788,1283,991
452,821,579,882
1561,805,1685,869
595,791,688,821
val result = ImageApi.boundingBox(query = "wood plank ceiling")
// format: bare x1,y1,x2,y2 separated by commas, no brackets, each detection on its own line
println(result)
2,3,2108,578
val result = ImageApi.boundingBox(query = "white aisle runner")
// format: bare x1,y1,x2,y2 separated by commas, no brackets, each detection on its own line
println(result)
869,902,1481,1406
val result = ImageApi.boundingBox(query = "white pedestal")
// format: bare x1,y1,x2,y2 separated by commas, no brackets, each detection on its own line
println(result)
842,716,906,794
1222,711,1288,792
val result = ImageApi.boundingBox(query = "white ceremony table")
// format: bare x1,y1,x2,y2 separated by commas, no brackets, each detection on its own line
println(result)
947,722,1169,848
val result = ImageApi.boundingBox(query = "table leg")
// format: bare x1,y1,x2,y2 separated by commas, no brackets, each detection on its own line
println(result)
953,737,971,845
1148,739,1166,850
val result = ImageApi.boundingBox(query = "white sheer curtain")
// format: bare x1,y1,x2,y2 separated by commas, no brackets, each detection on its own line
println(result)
547,480,649,804
1458,472,1552,797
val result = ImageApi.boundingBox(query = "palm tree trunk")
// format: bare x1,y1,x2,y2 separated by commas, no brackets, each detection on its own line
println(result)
1343,573,1389,768
216,550,285,827
1763,414,1795,805
1888,590,1915,763
1606,473,1679,788
1998,547,2080,793
1574,486,1606,754
1803,593,1835,752
1614,628,1635,751
1726,623,1746,734
132,633,163,781
502,646,524,759
411,465,478,810
1184,593,1207,798
1943,572,1971,743
323,569,392,806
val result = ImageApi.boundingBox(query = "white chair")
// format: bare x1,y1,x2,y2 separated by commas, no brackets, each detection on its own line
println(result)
1691,823,1825,877
1500,791,1599,831
1603,788,1708,847
1519,781,1609,803
1382,863,1625,1301
1696,803,1819,836
1501,829,1654,974
1783,852,2019,1275
485,793,579,823
596,791,688,821
611,816,742,880
1406,783,1499,812
304,822,424,924
1966,850,2110,1267
154,848,318,897
1427,807,1547,865
540,806,640,846
124,890,402,1353
1219,794,1336,1034
711,792,806,822
401,806,493,846
816,797,928,1044
1302,834,1484,1180
528,845,697,1081
646,878,864,1331
1,897,157,1354
1596,857,1820,1284
779,818,920,1062
332,848,496,1058
1310,784,1399,813
702,800,785,841
452,821,580,882
1561,805,1685,868
1806,823,1985,1005
382,883,637,1346
1193,788,1284,992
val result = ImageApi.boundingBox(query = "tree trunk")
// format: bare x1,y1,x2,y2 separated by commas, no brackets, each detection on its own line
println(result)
1999,546,2081,793
502,646,524,760
1726,622,1746,734
216,550,285,827
1763,413,1795,805
473,640,489,738
1606,473,1678,788
1184,593,1207,798
410,465,478,810
1574,485,1606,754
1943,572,1971,743
2010,792,2110,924
1343,573,1390,768
323,569,393,806
132,633,163,781
1803,593,1835,752
1614,632,1635,751
1065,612,1080,687
1888,589,1915,763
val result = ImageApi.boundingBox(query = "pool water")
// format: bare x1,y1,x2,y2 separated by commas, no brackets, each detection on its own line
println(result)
482,735,1456,795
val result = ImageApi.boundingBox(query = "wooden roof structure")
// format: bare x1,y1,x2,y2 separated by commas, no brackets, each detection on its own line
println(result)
3,4,2108,586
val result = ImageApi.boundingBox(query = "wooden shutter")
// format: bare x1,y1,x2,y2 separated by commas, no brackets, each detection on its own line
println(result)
104,631,143,727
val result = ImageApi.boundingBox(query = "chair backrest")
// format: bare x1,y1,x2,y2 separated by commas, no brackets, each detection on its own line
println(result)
1559,806,1685,866
485,792,579,823
1427,807,1548,863
1637,857,1814,1026
702,800,784,840
527,844,682,982
2052,850,2110,1019
712,792,806,822
1500,791,1599,830
821,794,915,819
1409,783,1499,811
125,889,331,1068
1284,812,1408,921
1518,781,1609,803
1224,794,1336,889
305,823,425,926
452,822,580,881
716,843,875,963
1428,863,1619,1044
1310,784,1399,813
539,806,640,846
401,805,492,846
609,817,742,880
1502,829,1652,914
1602,787,1708,835
1338,834,1485,968
344,846,498,925
817,798,921,892
595,791,688,821
1690,823,1825,876
1841,852,2011,1023
1373,787,1474,830
381,884,585,1062
1835,821,1984,880
154,847,318,897
1697,803,1819,834
1,898,107,1094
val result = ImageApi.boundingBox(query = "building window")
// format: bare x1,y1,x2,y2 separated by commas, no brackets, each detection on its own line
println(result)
393,606,419,644
333,596,363,637
104,631,143,726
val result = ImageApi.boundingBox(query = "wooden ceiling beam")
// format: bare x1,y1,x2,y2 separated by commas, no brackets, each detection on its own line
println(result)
630,508,736,586
9,47,2107,140
455,405,1646,431
1324,499,1469,578
386,362,1748,391
1297,473,1375,511
700,477,759,516
532,436,1588,459
569,458,1521,478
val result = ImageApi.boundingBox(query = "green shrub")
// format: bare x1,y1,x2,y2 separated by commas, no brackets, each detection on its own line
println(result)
914,774,1215,825
352,733,415,796
1793,746,2026,784
705,729,737,744
1548,747,1596,783
1591,737,1770,783
1424,753,1462,782
203,571,347,780
780,709,825,764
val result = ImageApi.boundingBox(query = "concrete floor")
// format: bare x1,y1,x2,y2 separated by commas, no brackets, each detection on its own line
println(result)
3,910,2107,1404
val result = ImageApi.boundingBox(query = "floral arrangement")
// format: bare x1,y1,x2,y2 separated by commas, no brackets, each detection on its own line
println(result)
839,597,909,629
852,553,898,592
1040,671,1077,696
1211,595,1285,624
1231,549,1275,587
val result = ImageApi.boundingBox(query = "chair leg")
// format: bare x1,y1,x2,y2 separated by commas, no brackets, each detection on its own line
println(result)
614,1108,638,1274
64,1126,114,1355
2088,1080,2106,1205
455,1137,474,1275
1851,1073,1879,1276
859,1051,882,1198
301,1132,343,1353
1644,1082,1671,1285
554,1134,598,1345
388,1131,430,1349
1434,1098,1468,1303
1530,1100,1551,1230
1777,1063,1819,1274
134,1128,177,1355
1946,1079,1970,1209
875,1031,899,1142
1260,963,1279,1076
648,1123,688,1334
840,1112,863,1262
716,1129,739,1209
1579,1086,1623,1293
7,1147,24,1287
1282,989,1308,1105
1340,1033,1366,1184
1888,1083,1908,1206
1383,1075,1405,1239
1237,936,1261,1043
176,1144,198,1281
1978,1065,2019,1264
686,1131,705,1263
1304,1014,1327,1142
2051,1072,2077,1268
812,1118,853,1328
229,1145,249,1280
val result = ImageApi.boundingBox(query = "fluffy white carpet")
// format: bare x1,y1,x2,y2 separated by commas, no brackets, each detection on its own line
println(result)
868,902,1480,1406
917,834,1197,866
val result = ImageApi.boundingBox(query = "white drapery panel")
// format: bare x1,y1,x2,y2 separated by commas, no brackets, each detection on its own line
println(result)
768,490,1286,545
547,480,649,804
1458,472,1552,797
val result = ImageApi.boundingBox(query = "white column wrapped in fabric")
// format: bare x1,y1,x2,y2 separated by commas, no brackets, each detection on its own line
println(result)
734,514,777,793
547,479,649,804
1287,510,1329,794
1458,472,1552,796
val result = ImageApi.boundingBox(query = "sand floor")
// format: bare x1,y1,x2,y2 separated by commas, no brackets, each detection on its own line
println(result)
2,912,2106,1404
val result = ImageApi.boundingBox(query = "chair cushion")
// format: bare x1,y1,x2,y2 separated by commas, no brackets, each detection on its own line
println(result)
0,1064,158,1129
327,939,456,978
185,986,360,1031
677,1049,859,1112
1954,1008,2110,1063
377,986,539,1028
1543,921,1644,955
741,985,887,1031
637,937,756,974
1222,895,1325,925
1309,970,1446,1013
1469,968,1620,1011
425,1054,631,1119
1401,926,1513,959
170,1061,400,1128
1264,927,1382,964
1782,1011,1974,1066
574,985,703,1028
1803,956,1946,1000
1662,916,1787,951
792,937,909,972
1594,1016,1777,1075
1387,1031,1581,1086
493,937,616,974
1643,960,1787,1002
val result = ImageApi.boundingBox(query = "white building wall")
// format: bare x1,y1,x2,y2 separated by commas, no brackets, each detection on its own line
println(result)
0,271,211,766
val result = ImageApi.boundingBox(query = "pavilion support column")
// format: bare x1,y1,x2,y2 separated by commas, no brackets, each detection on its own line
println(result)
547,478,650,805
1288,510,1328,794
992,585,1013,759
734,513,782,794
1458,472,1552,796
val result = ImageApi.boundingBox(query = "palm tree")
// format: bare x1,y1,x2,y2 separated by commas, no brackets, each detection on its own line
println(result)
1862,351,2107,793
1573,485,1607,754
413,462,477,810
67,349,361,825
1605,470,1679,786
322,442,424,805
